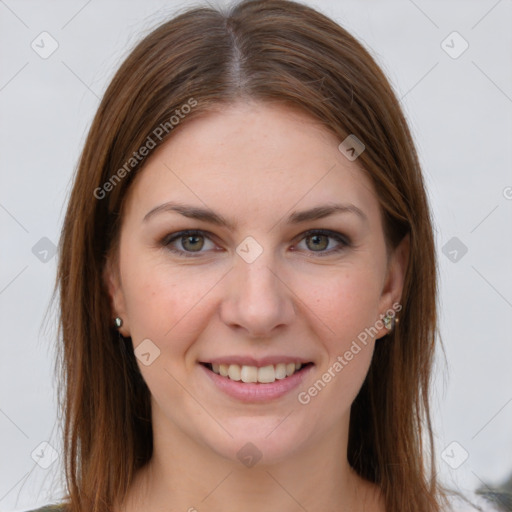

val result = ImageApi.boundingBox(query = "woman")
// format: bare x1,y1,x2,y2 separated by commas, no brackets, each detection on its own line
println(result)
28,0,458,510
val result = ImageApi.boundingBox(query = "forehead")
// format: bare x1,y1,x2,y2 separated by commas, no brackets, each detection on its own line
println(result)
123,101,382,230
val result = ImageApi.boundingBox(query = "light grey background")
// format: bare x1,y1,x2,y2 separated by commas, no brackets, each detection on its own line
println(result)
1,1,511,510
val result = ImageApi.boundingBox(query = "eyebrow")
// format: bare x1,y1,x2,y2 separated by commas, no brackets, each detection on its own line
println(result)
143,201,367,228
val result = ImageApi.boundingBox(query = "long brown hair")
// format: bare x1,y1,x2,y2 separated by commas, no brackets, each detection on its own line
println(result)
54,1,445,510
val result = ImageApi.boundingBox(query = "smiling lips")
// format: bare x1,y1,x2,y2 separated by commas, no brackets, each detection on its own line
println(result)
200,358,315,402
201,361,313,384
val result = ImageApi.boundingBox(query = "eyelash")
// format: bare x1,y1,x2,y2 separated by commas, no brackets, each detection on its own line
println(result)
160,229,352,258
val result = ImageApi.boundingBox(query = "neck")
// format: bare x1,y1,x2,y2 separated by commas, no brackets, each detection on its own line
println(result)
118,405,383,512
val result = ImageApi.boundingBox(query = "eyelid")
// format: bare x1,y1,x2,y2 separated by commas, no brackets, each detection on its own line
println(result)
161,228,352,258
293,228,351,247
160,229,218,257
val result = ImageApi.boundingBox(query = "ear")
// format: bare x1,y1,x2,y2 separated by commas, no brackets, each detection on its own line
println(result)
375,233,410,339
103,251,131,337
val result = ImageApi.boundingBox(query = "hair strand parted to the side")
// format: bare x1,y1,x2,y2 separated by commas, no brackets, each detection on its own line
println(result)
55,1,445,510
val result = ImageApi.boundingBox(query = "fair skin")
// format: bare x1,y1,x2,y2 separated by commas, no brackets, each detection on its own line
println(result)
106,100,409,512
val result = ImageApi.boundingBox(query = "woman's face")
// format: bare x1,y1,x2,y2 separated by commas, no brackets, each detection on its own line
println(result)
106,101,407,465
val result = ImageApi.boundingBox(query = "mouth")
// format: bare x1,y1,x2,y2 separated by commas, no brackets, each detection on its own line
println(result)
200,361,314,384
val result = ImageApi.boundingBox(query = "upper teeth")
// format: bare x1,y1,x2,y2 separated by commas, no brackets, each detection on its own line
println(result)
211,362,303,383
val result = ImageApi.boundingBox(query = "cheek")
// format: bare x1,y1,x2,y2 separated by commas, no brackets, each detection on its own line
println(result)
295,270,379,416
120,251,223,350
296,265,383,344
293,266,381,403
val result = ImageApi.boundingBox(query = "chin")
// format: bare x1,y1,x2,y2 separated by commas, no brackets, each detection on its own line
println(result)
199,416,314,467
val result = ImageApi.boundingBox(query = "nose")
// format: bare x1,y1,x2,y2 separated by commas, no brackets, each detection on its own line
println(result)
219,249,296,338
